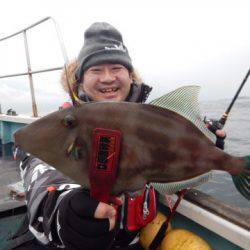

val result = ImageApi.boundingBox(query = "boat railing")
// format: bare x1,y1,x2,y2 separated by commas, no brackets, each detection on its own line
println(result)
0,17,68,117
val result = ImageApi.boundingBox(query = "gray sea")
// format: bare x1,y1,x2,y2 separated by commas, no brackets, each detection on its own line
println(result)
198,97,250,208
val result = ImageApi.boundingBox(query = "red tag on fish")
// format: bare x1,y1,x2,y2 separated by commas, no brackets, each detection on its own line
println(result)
89,128,121,203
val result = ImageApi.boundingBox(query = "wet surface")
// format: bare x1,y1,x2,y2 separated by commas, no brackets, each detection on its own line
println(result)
0,157,25,212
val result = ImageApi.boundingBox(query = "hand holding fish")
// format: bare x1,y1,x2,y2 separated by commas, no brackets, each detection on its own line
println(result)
94,202,117,231
57,188,117,249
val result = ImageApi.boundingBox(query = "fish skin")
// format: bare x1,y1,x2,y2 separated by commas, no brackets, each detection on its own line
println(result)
14,102,245,195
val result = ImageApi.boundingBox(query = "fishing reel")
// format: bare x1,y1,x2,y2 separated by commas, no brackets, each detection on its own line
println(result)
204,117,226,150
203,116,224,135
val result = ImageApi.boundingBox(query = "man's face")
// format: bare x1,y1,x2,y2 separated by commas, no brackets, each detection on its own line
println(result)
81,64,132,101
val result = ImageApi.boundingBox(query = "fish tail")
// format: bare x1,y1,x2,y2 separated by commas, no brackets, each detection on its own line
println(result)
232,155,250,200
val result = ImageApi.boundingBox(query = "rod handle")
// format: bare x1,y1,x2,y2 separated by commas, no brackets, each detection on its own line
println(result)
219,113,228,126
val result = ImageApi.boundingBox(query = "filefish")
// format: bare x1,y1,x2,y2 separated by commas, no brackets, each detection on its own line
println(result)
14,86,250,200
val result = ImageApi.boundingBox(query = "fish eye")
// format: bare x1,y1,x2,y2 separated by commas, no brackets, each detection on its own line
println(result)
62,114,77,128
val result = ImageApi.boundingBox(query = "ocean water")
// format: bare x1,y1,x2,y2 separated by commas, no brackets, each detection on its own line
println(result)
198,97,250,208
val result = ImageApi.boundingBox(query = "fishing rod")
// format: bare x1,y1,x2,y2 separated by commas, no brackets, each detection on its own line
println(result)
205,68,250,131
219,68,250,126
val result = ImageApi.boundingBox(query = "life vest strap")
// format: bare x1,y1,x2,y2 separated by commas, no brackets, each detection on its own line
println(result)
149,189,187,250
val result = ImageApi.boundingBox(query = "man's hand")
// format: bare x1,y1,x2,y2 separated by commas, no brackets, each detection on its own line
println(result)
204,117,226,136
215,129,226,138
95,195,124,231
94,202,117,231
57,188,120,250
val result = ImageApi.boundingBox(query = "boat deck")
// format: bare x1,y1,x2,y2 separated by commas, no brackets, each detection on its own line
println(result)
0,157,25,212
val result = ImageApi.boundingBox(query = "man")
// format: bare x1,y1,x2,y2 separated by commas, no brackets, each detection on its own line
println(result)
12,22,225,250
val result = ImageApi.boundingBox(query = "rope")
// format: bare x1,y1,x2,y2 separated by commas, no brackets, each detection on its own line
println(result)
149,189,187,250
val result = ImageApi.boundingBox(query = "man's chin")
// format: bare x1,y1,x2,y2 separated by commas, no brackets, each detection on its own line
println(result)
100,98,120,102
98,94,122,102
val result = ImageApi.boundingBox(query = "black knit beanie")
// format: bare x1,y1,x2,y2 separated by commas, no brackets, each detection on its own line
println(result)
75,22,133,83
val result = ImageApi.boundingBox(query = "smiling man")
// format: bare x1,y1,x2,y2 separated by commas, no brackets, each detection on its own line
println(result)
12,22,225,250
55,23,154,250
12,22,154,250
73,22,151,104
81,63,132,101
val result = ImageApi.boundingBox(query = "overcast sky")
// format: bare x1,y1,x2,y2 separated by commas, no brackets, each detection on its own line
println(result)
0,0,250,115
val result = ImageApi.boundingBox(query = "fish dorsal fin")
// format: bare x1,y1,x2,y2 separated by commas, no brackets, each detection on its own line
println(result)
150,85,215,142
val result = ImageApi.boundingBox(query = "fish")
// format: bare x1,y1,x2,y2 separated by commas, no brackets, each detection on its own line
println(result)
14,86,250,200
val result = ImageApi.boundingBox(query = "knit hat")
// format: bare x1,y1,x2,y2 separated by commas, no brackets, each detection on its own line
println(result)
75,22,133,82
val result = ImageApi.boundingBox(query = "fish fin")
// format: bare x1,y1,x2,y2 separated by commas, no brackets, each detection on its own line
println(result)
232,156,250,200
151,172,212,195
67,138,83,160
149,85,215,142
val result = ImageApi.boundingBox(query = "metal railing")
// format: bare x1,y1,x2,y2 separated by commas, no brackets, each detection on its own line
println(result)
0,17,69,117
